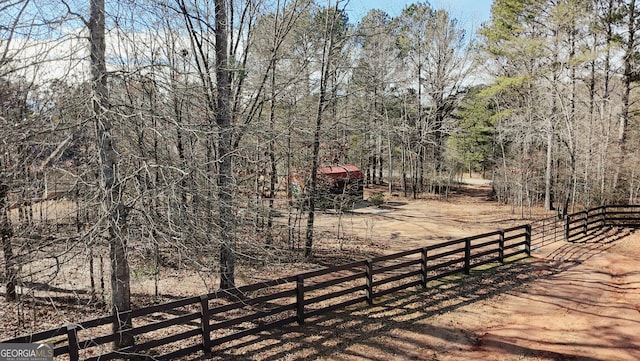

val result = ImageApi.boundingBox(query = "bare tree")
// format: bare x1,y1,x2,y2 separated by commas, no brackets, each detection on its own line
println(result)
614,0,640,198
304,1,349,257
212,0,235,290
393,4,471,197
89,0,133,348
0,184,14,301
353,10,398,190
0,0,29,303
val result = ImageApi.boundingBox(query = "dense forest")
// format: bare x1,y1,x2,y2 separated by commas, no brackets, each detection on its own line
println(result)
1,0,640,342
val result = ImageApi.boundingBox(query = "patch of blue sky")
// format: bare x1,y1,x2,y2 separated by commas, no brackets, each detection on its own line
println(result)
344,0,493,37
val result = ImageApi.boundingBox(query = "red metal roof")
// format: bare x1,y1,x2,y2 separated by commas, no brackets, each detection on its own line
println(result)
317,164,363,180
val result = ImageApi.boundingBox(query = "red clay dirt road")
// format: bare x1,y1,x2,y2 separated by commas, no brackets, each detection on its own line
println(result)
3,182,639,360
211,180,640,361
458,237,640,361
213,232,640,361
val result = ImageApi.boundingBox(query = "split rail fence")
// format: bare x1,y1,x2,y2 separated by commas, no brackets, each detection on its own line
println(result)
3,205,640,360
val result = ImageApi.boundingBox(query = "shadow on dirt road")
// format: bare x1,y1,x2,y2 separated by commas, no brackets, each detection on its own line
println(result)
202,230,640,361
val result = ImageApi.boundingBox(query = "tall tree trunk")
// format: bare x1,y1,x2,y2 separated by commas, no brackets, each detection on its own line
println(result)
544,128,554,211
305,2,337,258
267,33,279,243
1,184,16,302
215,0,236,290
416,61,424,197
615,0,636,198
267,93,277,243
89,0,132,348
544,29,561,212
585,32,597,207
601,0,614,203
385,108,393,194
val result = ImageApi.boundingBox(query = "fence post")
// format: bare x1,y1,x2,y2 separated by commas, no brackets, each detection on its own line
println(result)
602,206,607,228
296,275,305,325
66,324,79,361
565,214,570,241
200,294,211,356
365,259,374,305
583,210,588,235
498,231,505,263
420,248,428,289
464,239,471,275
525,224,531,256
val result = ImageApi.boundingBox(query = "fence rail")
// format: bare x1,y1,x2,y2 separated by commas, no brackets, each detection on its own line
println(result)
564,205,640,241
3,205,638,360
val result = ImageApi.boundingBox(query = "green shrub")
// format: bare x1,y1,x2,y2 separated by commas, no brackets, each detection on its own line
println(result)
369,191,385,207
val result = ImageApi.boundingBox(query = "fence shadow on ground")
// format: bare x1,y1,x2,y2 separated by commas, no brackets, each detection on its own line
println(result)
203,254,602,361
199,220,639,361
3,205,639,361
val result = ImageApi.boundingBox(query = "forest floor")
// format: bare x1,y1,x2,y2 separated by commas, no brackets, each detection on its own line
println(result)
2,178,640,360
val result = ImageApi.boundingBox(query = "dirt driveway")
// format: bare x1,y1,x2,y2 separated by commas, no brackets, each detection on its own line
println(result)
215,184,640,360
212,232,640,361
3,182,640,360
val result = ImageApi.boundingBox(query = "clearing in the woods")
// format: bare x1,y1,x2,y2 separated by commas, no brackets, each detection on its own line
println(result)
2,180,639,360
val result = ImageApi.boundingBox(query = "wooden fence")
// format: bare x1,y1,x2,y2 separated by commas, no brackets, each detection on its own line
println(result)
3,205,639,360
565,205,640,241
